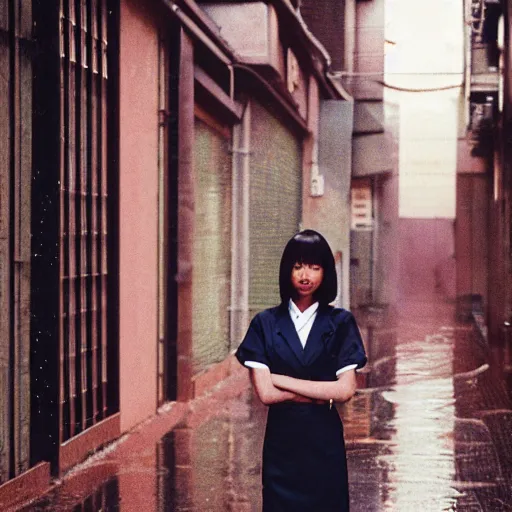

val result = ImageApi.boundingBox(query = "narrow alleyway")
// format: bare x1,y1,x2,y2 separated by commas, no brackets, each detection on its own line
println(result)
18,296,512,511
17,220,512,512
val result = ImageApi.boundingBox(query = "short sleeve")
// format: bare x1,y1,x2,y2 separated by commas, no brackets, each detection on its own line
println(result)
336,312,367,372
235,314,270,368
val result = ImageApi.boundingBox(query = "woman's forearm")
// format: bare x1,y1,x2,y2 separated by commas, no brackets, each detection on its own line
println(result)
271,373,357,403
263,389,324,405
250,367,317,405
256,383,319,405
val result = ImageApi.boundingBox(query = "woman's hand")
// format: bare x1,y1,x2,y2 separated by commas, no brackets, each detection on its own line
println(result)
290,394,327,404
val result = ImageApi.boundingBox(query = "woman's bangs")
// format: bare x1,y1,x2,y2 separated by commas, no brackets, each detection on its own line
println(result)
293,240,323,267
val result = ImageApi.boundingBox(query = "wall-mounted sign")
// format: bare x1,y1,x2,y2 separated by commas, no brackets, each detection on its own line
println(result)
351,183,373,230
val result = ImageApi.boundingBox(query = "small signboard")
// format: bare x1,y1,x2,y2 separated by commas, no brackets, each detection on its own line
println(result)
351,184,373,230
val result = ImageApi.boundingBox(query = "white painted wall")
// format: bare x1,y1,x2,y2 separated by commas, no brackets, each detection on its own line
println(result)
385,0,464,218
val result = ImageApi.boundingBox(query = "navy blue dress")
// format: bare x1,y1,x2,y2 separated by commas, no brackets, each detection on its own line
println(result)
236,303,367,512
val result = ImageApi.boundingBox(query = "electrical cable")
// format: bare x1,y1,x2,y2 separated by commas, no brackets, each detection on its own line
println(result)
375,80,463,92
330,72,463,93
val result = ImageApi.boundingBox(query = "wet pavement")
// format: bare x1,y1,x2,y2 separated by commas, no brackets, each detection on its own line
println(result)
16,298,512,511
348,299,512,511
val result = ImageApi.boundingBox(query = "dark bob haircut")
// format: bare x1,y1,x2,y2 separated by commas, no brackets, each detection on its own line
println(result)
279,229,337,305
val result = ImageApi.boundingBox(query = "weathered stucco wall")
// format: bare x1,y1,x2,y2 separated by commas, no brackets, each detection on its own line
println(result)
118,0,159,432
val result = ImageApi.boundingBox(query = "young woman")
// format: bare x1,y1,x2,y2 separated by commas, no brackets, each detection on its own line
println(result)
236,230,367,511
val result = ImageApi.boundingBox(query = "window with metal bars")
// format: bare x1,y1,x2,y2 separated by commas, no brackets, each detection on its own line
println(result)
58,0,115,441
31,0,118,471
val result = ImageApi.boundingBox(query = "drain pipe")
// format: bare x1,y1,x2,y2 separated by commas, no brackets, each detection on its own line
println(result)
230,101,252,349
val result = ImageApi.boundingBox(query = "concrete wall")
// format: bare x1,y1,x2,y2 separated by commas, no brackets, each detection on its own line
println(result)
118,0,159,432
349,0,388,311
303,78,354,309
374,171,399,310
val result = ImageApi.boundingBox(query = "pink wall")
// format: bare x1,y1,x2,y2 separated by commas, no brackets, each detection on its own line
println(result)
119,0,159,432
397,218,456,304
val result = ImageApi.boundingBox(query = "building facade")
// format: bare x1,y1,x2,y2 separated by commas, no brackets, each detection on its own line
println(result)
0,0,358,507
457,0,512,380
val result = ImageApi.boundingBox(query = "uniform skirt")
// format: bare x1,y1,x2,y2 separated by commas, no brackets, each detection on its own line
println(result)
262,402,349,512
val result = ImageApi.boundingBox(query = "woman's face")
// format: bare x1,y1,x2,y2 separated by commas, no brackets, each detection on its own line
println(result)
290,262,324,301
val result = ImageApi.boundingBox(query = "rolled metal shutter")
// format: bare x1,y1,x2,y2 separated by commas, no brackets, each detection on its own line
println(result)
249,101,302,315
193,118,232,373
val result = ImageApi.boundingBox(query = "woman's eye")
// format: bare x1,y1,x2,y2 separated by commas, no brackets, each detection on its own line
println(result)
311,266,321,271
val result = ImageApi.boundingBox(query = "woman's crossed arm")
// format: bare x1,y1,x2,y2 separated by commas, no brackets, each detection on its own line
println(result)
250,368,326,405
271,371,357,404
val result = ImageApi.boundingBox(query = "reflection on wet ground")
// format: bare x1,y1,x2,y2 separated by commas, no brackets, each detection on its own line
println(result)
349,300,512,511
19,477,120,512
156,397,264,511
21,299,512,511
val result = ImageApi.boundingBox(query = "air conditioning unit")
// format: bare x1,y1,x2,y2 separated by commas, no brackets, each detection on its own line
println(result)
201,3,284,77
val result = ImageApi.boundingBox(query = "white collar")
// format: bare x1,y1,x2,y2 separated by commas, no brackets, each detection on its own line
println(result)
288,300,319,331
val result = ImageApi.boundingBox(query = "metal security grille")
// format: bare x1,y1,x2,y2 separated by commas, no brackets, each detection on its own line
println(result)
0,0,32,484
59,0,111,441
192,117,232,373
249,101,302,315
